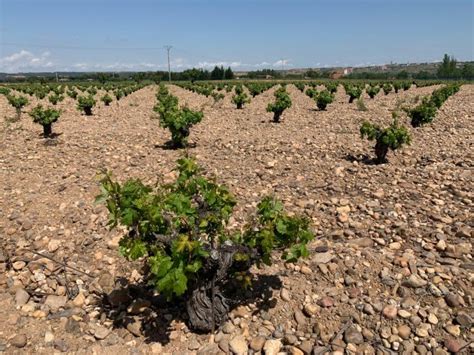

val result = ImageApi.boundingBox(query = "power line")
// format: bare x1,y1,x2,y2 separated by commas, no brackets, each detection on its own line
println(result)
164,45,172,82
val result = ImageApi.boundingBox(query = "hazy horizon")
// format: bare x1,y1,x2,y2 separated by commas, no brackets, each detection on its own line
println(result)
1,0,473,73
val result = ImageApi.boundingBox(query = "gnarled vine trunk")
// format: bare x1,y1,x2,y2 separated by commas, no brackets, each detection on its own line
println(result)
186,242,256,332
374,141,389,164
43,124,52,137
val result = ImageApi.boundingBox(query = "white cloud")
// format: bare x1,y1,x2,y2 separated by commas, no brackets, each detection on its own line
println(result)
253,61,271,68
273,59,292,67
196,61,242,69
0,50,53,72
71,62,166,71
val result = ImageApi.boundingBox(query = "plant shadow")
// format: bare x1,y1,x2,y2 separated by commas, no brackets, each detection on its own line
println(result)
344,153,383,166
154,141,197,150
96,273,281,345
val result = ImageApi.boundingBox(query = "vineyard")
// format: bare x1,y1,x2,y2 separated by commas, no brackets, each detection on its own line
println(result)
0,79,472,354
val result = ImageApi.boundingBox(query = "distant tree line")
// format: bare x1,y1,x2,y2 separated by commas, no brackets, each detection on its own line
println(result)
346,54,473,81
2,54,472,83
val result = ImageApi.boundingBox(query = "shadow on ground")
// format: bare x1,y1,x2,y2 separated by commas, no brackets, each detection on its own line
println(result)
96,273,281,345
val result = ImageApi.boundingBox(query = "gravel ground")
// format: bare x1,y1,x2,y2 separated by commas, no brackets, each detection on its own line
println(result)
0,83,472,354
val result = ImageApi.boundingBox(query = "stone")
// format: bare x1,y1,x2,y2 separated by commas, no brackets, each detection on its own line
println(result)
398,325,411,340
444,338,462,353
313,251,334,264
108,288,131,306
389,242,402,250
44,331,55,343
344,327,364,345
127,298,151,315
150,343,163,354
436,240,447,251
300,266,312,275
12,261,26,270
303,303,318,317
10,334,27,348
54,340,69,352
402,275,427,288
398,309,411,318
126,320,142,337
72,293,86,307
263,339,282,355
15,288,30,306
65,319,81,334
188,338,201,350
92,325,111,340
294,309,307,326
250,336,265,352
444,294,461,308
415,326,429,338
318,297,334,308
281,288,291,301
383,305,398,319
44,295,67,311
298,340,313,355
222,321,236,334
48,239,61,252
197,343,220,355
229,335,248,355
444,325,460,337
427,313,438,325
455,312,472,327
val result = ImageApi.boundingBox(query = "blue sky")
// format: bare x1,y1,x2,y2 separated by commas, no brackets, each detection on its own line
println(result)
0,0,472,72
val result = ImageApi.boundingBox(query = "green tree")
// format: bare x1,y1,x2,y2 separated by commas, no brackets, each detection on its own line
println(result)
437,54,460,79
224,67,234,80
211,66,225,80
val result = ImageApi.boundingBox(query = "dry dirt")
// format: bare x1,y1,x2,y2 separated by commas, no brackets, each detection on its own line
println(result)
0,83,472,354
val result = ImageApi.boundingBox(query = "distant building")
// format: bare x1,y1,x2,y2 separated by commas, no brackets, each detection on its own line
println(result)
343,67,353,75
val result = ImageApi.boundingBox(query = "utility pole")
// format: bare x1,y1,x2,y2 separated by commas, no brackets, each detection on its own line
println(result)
164,45,172,82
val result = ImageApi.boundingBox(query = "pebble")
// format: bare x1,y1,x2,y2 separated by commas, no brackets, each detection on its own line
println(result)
250,336,265,352
15,288,30,306
127,298,151,314
300,266,312,275
281,288,291,301
389,242,402,250
12,261,26,271
444,324,461,337
48,239,61,252
44,331,54,343
72,293,86,307
403,274,427,288
303,303,318,317
444,294,461,308
444,338,462,353
44,295,68,311
318,297,334,308
229,335,248,355
415,326,429,338
263,339,282,355
92,325,111,340
398,309,411,318
10,334,27,348
427,313,438,325
382,305,398,319
344,327,364,345
398,325,411,340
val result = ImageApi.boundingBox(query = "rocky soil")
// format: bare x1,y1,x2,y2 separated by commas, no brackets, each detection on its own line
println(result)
0,83,472,354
